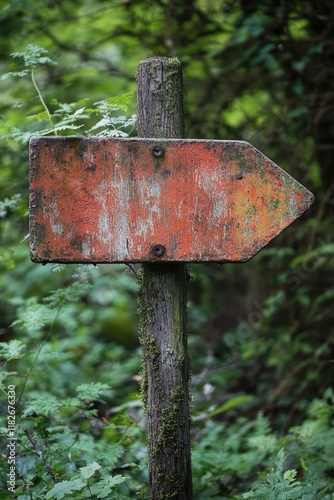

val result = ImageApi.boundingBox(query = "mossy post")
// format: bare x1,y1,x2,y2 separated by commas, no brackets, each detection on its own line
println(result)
136,57,193,499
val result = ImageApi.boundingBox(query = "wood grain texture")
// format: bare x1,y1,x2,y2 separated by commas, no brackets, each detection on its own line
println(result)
136,57,184,139
136,57,193,499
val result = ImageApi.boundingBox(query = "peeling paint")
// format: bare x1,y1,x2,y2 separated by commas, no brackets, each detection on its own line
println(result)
82,234,91,258
42,198,64,236
29,137,315,263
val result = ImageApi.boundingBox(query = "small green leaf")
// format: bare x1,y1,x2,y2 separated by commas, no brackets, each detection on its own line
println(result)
27,111,50,122
0,70,29,80
73,107,86,116
284,469,298,482
0,194,22,218
23,394,61,417
300,457,308,471
45,478,86,499
207,395,254,418
79,461,101,480
90,475,127,498
42,124,84,134
242,492,256,499
76,382,110,401
12,300,51,334
11,44,57,68
0,339,25,360
94,91,134,112
0,370,17,390
43,281,92,307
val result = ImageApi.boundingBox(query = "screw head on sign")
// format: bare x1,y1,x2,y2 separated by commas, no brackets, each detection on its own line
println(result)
152,146,164,158
152,244,166,257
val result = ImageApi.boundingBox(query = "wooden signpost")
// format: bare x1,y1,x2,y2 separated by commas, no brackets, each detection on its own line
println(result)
29,57,314,499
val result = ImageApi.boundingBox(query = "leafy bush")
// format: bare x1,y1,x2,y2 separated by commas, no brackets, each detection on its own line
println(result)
1,2,334,497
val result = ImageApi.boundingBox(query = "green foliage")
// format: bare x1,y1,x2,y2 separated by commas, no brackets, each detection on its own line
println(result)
87,95,136,137
2,45,136,141
0,339,25,360
45,462,126,500
11,44,57,69
76,383,110,402
241,449,303,499
0,194,22,219
191,394,334,498
1,0,334,498
45,479,88,499
0,262,145,497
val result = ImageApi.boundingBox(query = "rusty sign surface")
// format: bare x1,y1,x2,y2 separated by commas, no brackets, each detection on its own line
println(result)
29,137,314,263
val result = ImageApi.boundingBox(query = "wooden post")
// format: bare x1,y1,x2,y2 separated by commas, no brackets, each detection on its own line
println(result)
136,58,193,499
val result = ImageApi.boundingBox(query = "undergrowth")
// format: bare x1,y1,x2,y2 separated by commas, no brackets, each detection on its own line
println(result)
1,44,136,142
0,44,333,499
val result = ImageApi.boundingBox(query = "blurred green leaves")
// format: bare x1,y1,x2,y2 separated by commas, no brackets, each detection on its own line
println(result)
0,0,334,497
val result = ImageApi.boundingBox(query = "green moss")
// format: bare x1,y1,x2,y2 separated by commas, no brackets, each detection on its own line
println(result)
137,267,153,411
148,57,184,136
171,291,186,361
153,386,186,455
137,263,191,496
153,468,185,499
149,386,189,497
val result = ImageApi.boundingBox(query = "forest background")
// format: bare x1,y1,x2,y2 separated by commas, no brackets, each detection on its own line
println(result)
0,0,333,498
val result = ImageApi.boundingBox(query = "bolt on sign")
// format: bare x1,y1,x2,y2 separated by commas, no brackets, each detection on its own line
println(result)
29,137,314,263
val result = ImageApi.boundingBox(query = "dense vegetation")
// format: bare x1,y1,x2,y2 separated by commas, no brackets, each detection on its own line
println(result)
0,0,333,498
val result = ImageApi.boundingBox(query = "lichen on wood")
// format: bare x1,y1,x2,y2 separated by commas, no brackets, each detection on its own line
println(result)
137,263,192,499
136,57,184,139
136,57,193,499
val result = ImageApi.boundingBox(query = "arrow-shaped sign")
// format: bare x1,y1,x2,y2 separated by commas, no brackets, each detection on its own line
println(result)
29,137,314,263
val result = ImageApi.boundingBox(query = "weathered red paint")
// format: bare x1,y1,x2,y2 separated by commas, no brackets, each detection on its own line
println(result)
29,137,314,263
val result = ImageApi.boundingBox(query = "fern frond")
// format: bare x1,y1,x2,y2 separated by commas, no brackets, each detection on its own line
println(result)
76,382,110,401
11,44,57,68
